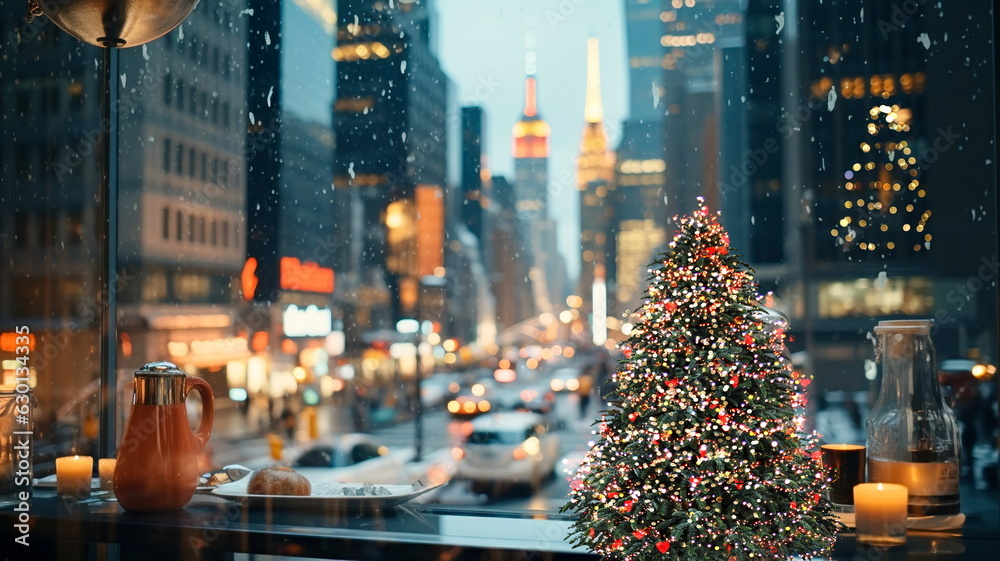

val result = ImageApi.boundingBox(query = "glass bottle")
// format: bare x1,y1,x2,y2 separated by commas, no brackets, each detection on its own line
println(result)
866,320,961,522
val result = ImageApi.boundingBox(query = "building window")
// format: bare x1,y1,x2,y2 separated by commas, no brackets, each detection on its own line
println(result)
175,211,183,242
162,207,170,240
40,210,55,248
188,148,196,179
176,143,184,175
198,216,206,244
163,74,173,106
210,220,217,245
14,211,29,247
163,139,172,173
66,208,83,246
200,152,207,181
221,220,229,247
187,214,194,243
176,79,185,112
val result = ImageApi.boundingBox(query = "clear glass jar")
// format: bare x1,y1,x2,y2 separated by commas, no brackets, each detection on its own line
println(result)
866,319,961,521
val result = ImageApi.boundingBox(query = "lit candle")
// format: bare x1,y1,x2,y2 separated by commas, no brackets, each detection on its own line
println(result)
56,455,93,499
854,483,907,546
98,458,117,492
820,444,866,505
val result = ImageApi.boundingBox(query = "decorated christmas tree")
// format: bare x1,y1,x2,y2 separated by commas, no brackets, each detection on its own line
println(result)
563,202,842,560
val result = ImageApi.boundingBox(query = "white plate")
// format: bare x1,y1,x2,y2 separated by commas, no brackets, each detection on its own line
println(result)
34,475,100,489
210,476,443,511
835,511,966,531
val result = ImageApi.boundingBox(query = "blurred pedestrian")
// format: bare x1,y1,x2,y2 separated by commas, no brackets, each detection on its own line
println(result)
577,373,594,418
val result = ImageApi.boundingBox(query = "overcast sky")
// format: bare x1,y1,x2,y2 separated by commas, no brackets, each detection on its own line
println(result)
436,0,628,281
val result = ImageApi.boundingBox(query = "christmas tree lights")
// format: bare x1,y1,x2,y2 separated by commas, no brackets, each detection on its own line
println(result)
563,201,842,560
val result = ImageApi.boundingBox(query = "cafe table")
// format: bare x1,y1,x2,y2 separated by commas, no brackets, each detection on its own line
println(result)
1,489,995,560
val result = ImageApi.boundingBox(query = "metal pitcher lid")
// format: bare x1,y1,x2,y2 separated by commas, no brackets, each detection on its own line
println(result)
135,361,187,376
874,319,933,333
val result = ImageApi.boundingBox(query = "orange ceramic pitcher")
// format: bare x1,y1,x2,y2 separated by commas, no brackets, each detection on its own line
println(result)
114,362,214,511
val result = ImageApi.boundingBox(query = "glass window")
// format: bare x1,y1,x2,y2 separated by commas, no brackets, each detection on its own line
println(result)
0,0,996,551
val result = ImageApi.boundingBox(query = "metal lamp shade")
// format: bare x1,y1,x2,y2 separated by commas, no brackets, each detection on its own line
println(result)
37,0,200,48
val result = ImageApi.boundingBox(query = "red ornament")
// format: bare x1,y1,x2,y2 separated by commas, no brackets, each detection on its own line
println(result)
656,541,671,553
699,447,708,458
623,499,635,512
633,529,648,539
718,414,730,426
744,334,753,345
608,491,619,499
611,539,623,550
689,476,701,486
665,302,677,312
730,374,739,386
589,528,596,538
790,501,798,509
705,247,718,256
624,347,632,358
812,493,821,502
628,412,639,422
666,379,679,389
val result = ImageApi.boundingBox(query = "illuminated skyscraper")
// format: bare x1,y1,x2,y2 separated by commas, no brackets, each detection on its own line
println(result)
511,38,565,315
334,0,449,343
512,45,550,224
614,0,670,315
576,38,617,308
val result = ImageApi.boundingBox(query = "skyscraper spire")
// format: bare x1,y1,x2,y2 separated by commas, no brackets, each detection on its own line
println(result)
523,32,539,118
584,37,604,124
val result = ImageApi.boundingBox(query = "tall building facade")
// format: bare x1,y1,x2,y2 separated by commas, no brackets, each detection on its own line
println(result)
791,0,996,391
461,106,486,243
0,1,250,424
512,66,564,315
243,0,337,390
333,0,449,346
116,2,250,396
613,0,670,315
576,39,617,309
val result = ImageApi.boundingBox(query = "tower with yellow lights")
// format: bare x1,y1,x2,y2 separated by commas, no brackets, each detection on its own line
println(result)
576,38,617,308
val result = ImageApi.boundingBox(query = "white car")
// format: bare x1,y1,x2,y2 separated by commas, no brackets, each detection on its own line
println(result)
287,433,455,489
454,411,560,495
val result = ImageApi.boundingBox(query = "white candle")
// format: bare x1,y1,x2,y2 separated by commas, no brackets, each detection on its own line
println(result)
56,455,93,499
854,482,907,546
98,458,117,492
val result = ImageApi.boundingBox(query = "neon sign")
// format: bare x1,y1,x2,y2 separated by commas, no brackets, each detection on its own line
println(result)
280,257,335,294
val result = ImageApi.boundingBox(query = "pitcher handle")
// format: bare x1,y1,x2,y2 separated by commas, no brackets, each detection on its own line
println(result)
185,375,214,447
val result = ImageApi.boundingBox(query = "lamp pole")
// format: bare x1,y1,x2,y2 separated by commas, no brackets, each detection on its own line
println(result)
98,37,123,462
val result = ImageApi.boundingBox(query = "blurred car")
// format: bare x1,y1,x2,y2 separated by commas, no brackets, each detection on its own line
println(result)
446,391,493,418
446,380,494,418
420,373,463,407
549,367,581,393
288,433,455,487
454,411,559,495
492,384,554,416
